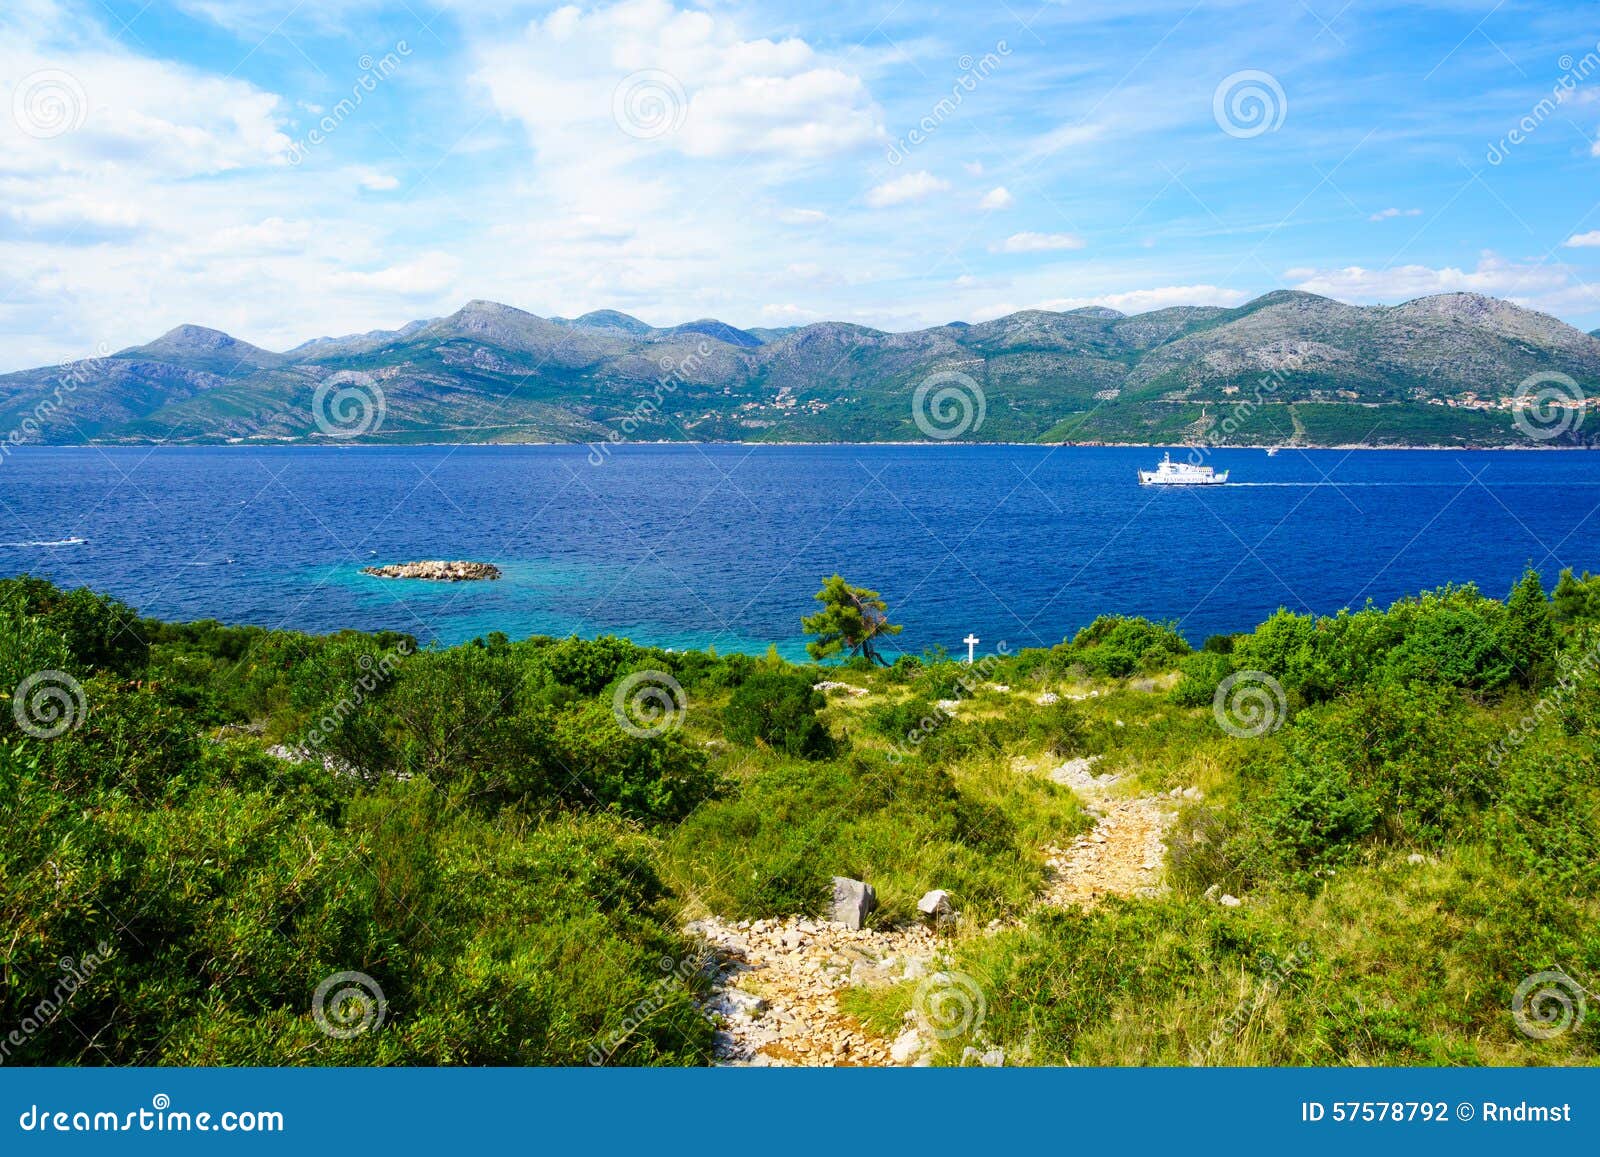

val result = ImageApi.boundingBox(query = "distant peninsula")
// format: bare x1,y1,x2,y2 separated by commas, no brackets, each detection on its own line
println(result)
3,290,1597,450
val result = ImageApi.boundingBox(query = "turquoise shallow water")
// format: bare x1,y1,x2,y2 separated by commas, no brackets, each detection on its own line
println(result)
1,443,1598,656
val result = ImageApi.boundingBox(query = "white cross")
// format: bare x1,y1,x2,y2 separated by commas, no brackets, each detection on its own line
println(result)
963,633,980,665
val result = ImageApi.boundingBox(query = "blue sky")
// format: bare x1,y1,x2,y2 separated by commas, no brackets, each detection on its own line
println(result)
1,0,1598,370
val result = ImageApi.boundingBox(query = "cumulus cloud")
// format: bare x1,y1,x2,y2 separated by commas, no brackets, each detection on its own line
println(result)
973,284,1246,319
1287,255,1567,301
1565,231,1600,247
325,253,462,297
980,186,1014,209
865,170,949,207
0,49,290,180
1054,285,1246,312
1369,207,1421,221
356,169,400,192
993,231,1084,253
475,0,884,164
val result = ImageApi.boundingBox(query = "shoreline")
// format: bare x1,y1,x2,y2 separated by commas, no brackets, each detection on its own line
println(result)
50,438,1600,452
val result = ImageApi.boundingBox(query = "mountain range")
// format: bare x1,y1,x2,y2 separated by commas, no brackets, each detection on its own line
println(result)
3,290,1598,449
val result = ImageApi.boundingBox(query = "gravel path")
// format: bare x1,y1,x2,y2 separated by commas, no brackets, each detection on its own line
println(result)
692,755,1181,1066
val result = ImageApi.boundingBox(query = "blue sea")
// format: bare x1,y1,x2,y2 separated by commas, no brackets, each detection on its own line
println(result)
1,444,1597,658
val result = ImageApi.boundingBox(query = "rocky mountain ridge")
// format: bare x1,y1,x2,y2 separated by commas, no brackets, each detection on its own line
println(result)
3,291,1596,448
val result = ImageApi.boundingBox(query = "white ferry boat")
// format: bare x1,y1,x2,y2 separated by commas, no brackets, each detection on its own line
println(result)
1137,452,1229,486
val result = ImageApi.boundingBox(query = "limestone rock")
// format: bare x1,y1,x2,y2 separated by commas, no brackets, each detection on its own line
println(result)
917,889,953,918
361,560,501,582
890,1028,925,1064
830,877,878,930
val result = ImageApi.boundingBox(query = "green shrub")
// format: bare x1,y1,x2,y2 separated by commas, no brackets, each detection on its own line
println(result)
1171,651,1231,707
1264,755,1380,875
1068,615,1191,677
723,669,836,759
531,635,649,695
552,701,719,823
0,576,148,675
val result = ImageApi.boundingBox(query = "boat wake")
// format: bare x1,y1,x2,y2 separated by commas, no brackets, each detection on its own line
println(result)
0,536,88,547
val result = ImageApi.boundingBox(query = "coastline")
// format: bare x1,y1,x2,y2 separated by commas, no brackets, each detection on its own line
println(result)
57,438,1598,452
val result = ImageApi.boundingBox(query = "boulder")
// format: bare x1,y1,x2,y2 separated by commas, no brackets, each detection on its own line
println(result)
1219,894,1242,908
917,889,954,919
830,876,878,930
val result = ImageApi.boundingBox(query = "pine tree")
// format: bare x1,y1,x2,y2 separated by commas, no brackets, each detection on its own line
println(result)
1500,567,1557,688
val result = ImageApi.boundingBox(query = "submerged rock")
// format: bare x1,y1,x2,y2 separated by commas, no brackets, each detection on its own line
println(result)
361,560,502,581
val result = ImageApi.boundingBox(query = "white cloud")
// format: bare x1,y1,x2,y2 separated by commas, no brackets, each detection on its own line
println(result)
760,302,819,321
994,231,1084,253
963,160,984,176
475,0,883,165
356,168,400,192
1288,255,1567,301
973,284,1246,319
979,186,1014,210
326,253,462,297
191,217,315,256
1058,285,1246,312
1565,231,1600,248
777,207,828,225
0,49,290,180
1027,121,1107,158
865,170,948,207
1369,207,1421,221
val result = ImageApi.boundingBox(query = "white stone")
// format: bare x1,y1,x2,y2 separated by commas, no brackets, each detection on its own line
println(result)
1219,894,1242,908
890,1028,925,1064
917,889,953,917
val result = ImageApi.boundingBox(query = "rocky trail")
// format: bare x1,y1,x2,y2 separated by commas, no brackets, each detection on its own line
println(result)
693,755,1184,1067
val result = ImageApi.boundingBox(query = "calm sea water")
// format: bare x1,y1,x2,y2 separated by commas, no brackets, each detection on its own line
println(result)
1,444,1598,658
